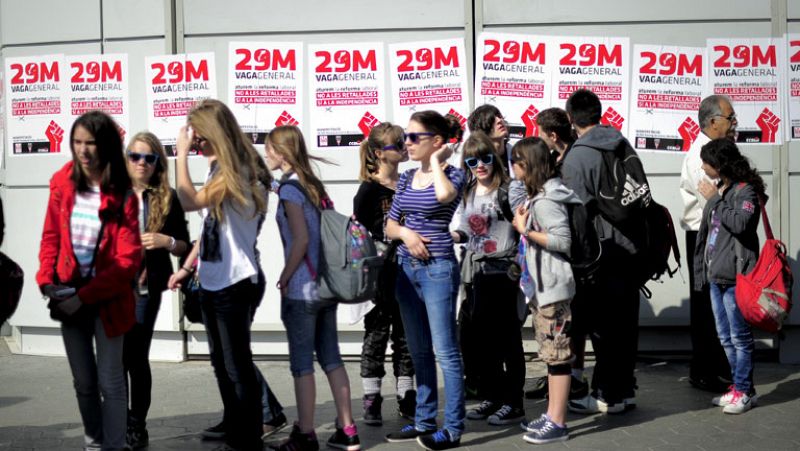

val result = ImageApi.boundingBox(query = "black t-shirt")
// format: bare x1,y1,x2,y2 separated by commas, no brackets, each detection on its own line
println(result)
352,180,395,242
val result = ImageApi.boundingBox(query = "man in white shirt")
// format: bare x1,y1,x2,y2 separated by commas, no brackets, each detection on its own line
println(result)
679,94,737,393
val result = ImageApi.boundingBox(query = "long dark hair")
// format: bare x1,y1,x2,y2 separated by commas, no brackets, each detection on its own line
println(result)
409,110,453,142
700,138,766,197
461,131,507,205
358,122,403,182
268,125,331,208
70,111,130,195
511,137,557,197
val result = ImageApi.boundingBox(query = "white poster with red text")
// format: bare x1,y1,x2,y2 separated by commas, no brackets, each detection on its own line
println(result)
145,53,216,155
308,42,386,150
228,42,303,147
787,34,800,140
4,54,69,155
708,38,784,144
65,54,129,143
475,32,553,140
388,38,470,130
550,36,630,137
630,45,706,152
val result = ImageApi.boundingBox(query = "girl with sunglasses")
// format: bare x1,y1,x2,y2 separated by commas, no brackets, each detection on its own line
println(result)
122,132,190,449
37,111,141,451
265,125,360,451
168,99,272,451
354,122,416,426
451,131,525,427
384,110,466,450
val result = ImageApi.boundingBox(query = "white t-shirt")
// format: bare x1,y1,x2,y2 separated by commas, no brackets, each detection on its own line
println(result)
198,166,265,291
679,132,712,231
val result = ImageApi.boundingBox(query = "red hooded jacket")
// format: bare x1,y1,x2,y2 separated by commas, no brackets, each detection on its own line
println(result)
36,162,141,337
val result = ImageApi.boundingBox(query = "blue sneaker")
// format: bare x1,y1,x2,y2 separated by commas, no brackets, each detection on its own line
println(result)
417,429,461,450
522,418,569,445
520,413,548,433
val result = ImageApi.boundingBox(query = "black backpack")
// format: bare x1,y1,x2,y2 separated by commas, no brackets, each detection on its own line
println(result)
564,201,602,284
595,139,652,225
638,201,682,297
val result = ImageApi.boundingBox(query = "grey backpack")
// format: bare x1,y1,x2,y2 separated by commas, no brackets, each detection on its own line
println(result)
280,180,384,303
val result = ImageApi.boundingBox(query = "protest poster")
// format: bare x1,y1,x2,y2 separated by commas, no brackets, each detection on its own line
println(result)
308,42,386,150
65,54,129,142
787,35,800,140
228,42,303,147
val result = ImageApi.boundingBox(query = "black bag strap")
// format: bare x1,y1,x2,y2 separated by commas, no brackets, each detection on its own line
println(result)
496,181,514,222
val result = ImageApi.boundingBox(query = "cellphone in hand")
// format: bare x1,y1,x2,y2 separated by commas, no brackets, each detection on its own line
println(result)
53,287,76,298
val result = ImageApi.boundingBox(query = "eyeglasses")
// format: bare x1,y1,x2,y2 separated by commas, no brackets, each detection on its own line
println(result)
127,151,159,165
404,132,435,143
715,113,737,122
464,154,494,169
382,143,404,151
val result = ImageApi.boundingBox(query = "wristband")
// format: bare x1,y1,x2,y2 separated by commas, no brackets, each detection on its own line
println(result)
182,266,195,274
168,236,177,251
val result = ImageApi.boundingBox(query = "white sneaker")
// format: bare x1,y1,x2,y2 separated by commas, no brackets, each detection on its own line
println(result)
567,395,624,414
711,386,736,407
723,391,756,414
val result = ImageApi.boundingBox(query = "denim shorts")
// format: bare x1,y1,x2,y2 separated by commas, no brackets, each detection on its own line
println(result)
281,297,344,377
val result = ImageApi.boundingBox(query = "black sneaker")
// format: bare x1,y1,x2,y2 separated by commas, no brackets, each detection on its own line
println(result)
466,400,499,420
487,405,525,426
362,393,383,426
270,425,319,451
416,429,460,450
202,421,226,440
126,424,149,449
397,390,417,420
524,376,548,399
263,412,288,439
385,424,432,443
326,427,361,451
569,375,590,400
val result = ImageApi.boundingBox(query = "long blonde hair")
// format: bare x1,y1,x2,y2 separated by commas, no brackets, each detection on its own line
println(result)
268,126,331,208
358,122,404,182
188,99,271,221
128,131,171,231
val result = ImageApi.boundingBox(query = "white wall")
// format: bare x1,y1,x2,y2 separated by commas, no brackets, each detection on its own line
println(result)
1,0,797,361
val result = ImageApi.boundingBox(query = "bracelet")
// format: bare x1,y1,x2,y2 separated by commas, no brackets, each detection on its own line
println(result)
181,266,195,273
168,236,177,251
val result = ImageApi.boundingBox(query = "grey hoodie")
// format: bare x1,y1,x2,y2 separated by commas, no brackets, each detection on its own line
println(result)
561,125,644,254
525,178,580,306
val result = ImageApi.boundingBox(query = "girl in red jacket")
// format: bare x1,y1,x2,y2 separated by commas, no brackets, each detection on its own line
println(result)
36,111,141,451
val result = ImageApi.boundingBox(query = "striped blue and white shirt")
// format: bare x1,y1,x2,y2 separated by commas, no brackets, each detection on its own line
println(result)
71,187,102,277
388,165,466,259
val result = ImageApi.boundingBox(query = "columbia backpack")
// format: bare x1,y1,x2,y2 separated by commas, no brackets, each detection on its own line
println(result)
280,180,384,304
735,195,793,333
638,200,682,297
595,136,652,225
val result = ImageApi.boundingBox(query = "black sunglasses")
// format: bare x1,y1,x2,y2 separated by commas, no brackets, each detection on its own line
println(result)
464,154,494,169
404,132,435,143
127,151,159,165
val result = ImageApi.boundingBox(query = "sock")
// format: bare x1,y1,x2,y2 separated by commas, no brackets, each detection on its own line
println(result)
571,368,584,380
343,423,358,437
362,377,381,396
396,376,414,398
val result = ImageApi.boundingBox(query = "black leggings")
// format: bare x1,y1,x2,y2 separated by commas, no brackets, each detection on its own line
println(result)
123,292,161,426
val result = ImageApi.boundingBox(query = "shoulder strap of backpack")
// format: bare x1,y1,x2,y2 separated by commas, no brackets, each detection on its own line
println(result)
496,181,514,222
278,180,318,280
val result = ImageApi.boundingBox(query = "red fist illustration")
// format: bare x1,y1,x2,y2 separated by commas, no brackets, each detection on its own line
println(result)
45,120,64,153
678,117,701,151
358,111,381,138
521,105,540,137
600,107,624,131
275,110,299,127
756,107,780,143
447,108,467,127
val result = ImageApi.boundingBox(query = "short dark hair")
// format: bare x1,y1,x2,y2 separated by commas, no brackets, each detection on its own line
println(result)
410,110,452,142
536,108,574,145
467,104,502,134
70,111,130,194
565,89,602,128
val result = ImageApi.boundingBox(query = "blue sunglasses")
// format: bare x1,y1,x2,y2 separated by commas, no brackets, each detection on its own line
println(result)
127,151,159,165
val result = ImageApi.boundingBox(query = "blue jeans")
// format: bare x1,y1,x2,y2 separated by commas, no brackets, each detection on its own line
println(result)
62,314,127,451
281,297,344,377
709,283,755,394
395,256,465,438
201,278,263,450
